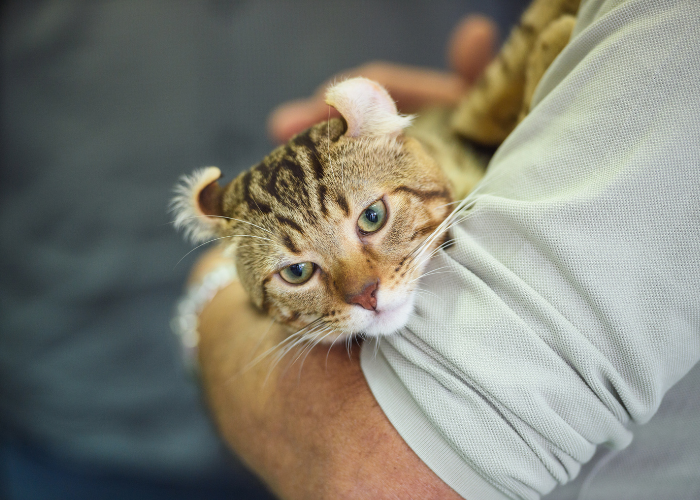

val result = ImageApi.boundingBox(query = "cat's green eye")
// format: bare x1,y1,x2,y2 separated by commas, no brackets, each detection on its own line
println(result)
357,200,387,234
279,262,315,285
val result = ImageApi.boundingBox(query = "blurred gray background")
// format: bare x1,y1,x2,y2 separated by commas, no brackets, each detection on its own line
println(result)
0,1,526,498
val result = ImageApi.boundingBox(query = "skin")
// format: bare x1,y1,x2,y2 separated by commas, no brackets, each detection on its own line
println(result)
193,15,498,499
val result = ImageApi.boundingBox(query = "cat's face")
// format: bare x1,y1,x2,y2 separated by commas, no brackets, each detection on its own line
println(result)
174,78,452,342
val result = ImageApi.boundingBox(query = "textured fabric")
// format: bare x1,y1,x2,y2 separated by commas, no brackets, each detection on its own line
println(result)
361,0,700,498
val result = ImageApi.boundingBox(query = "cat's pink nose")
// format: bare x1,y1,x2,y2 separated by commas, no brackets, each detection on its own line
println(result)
346,281,378,311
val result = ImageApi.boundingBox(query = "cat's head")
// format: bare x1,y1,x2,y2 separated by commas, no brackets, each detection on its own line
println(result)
173,78,453,342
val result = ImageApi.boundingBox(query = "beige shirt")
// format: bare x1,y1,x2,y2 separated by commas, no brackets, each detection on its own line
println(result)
362,0,700,498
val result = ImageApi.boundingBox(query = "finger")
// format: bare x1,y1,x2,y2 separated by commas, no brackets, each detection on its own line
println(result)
448,15,499,84
364,64,464,112
268,64,463,143
268,98,339,144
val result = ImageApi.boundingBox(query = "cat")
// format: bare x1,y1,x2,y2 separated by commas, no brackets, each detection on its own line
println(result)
172,0,579,344
173,78,456,343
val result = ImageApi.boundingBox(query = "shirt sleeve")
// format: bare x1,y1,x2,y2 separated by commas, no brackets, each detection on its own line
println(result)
360,1,700,498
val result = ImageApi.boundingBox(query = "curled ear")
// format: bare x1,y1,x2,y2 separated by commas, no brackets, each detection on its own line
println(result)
171,166,227,243
324,77,414,138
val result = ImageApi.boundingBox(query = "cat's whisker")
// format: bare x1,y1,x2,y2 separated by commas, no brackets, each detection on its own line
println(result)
242,318,325,373
417,269,453,280
411,239,455,267
406,201,477,269
231,240,279,251
220,234,288,255
409,271,455,290
373,335,381,359
431,238,456,256
410,218,471,268
174,236,236,268
412,201,474,254
243,331,304,376
402,237,456,279
414,264,450,276
407,265,451,284
225,234,276,243
296,327,337,380
324,330,344,371
223,318,282,386
248,318,277,362
408,226,448,262
291,325,330,366
440,211,476,234
247,199,277,234
264,328,322,385
407,269,450,286
175,233,283,268
434,199,466,210
171,215,276,237
406,239,458,276
281,319,329,356
279,323,334,381
226,334,298,386
232,243,275,251
413,287,443,302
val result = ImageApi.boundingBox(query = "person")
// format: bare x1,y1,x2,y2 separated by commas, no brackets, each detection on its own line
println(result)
189,0,700,499
7,1,500,498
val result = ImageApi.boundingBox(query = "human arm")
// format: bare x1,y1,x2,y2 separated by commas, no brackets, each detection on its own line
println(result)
194,276,462,499
193,2,700,499
189,16,498,498
361,1,700,498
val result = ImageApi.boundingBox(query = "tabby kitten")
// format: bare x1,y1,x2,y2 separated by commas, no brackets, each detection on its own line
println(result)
173,0,579,343
173,78,454,342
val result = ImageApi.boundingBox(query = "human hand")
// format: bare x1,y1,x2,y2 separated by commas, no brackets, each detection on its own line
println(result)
268,15,498,143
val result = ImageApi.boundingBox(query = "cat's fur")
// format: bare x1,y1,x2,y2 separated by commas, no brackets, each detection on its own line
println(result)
172,0,578,343
174,78,453,342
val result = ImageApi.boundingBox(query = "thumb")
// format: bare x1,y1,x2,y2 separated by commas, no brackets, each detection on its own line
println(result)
448,15,499,84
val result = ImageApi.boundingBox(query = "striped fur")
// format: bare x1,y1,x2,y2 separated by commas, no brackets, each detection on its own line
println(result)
189,114,453,341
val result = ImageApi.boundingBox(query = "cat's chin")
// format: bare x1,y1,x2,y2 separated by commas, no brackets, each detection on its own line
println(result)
353,292,416,339
310,293,416,344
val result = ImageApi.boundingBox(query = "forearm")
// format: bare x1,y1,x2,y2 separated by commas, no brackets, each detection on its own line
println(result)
197,280,460,500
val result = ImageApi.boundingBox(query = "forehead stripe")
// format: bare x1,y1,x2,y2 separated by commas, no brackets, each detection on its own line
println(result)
282,233,300,254
279,156,307,186
249,199,272,214
293,130,324,181
392,185,451,202
276,215,304,234
260,276,271,313
336,193,350,216
264,163,279,199
318,184,328,216
241,170,255,209
411,222,439,241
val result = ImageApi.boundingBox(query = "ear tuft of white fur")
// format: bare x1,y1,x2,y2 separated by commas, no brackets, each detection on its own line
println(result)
170,166,224,243
325,77,414,138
